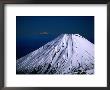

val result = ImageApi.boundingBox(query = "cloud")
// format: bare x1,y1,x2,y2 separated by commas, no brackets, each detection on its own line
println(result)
40,32,48,35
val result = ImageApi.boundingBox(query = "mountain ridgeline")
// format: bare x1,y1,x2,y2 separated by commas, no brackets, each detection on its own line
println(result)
16,34,94,74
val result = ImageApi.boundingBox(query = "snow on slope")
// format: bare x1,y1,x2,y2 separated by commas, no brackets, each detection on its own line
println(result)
16,34,94,74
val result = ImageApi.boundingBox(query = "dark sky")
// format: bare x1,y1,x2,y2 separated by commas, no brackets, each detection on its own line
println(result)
16,16,94,59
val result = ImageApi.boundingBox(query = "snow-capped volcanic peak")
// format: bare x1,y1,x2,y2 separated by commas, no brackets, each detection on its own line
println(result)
16,34,94,74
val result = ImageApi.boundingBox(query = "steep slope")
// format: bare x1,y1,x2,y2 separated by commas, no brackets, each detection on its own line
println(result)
16,34,94,74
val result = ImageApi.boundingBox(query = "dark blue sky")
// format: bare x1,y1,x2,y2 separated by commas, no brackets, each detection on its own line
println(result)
16,16,94,59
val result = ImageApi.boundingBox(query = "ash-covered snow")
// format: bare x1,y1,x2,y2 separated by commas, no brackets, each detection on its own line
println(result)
16,34,94,74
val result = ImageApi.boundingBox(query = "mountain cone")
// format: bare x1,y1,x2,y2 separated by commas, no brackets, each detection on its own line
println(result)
16,34,94,74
